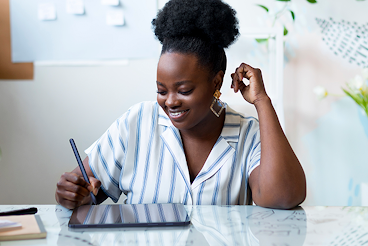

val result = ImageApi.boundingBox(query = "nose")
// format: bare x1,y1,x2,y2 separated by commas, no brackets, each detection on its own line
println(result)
165,92,181,108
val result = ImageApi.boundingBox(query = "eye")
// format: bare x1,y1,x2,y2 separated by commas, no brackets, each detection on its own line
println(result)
157,90,167,95
179,89,193,95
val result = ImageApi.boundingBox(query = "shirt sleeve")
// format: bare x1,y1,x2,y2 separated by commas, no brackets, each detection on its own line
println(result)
85,113,129,203
247,126,261,178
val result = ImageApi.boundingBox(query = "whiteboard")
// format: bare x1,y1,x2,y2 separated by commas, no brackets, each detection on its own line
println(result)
9,0,160,62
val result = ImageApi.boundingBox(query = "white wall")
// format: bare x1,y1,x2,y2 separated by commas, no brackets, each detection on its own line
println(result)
0,60,158,204
1,0,368,205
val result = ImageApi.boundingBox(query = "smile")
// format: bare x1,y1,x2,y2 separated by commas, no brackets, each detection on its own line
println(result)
168,109,189,119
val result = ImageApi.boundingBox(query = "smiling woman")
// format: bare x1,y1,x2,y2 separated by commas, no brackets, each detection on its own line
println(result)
55,0,306,210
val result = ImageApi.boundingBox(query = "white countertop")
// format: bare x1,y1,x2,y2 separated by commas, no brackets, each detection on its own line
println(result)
0,205,367,245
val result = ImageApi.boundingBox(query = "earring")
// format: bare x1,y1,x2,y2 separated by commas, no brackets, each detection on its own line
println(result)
210,89,225,117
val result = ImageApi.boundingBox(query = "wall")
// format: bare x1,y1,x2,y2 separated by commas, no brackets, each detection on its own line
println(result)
1,0,368,205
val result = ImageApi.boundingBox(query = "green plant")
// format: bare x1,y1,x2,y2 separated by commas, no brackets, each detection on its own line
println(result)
255,0,317,43
314,68,368,117
256,0,366,43
342,71,368,117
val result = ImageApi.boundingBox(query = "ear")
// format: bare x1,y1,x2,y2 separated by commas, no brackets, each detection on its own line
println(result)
212,70,224,91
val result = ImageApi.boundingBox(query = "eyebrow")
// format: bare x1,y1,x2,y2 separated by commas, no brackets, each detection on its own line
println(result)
156,80,192,87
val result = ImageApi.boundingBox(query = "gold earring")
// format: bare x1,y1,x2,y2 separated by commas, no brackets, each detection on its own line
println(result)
210,89,225,117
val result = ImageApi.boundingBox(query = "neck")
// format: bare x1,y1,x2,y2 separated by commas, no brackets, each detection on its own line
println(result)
180,110,225,142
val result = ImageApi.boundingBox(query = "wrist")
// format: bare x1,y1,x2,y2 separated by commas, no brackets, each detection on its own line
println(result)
253,95,271,108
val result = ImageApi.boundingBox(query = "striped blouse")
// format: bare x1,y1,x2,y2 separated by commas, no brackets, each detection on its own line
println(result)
85,101,261,205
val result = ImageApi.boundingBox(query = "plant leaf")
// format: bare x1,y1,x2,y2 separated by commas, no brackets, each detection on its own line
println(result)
307,0,317,3
255,38,269,43
256,4,269,12
342,88,364,106
290,10,295,21
283,26,288,36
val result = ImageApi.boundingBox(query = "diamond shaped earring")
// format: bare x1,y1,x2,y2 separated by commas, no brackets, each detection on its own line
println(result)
210,89,225,117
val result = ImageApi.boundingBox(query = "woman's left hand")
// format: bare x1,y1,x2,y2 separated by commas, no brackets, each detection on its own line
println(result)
231,63,268,104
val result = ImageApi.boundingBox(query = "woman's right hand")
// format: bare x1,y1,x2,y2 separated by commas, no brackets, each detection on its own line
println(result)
55,172,101,210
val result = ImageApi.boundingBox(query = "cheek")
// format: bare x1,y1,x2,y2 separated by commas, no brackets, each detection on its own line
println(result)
156,95,165,108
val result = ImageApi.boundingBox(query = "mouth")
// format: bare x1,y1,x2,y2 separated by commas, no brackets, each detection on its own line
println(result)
168,109,189,119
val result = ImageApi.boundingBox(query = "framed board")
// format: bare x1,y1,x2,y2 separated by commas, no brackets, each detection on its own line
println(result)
0,0,33,79
9,0,160,62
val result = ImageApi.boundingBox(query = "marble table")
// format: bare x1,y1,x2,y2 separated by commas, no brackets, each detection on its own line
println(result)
0,205,367,245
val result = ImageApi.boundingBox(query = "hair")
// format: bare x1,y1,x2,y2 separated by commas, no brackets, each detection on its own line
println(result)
152,0,239,78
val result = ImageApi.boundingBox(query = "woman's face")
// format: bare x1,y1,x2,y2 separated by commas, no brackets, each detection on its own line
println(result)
156,52,220,132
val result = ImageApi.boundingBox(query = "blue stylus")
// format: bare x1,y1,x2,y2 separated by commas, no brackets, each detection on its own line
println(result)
69,138,97,205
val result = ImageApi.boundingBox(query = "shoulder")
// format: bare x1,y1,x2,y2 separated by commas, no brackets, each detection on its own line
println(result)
225,105,259,129
118,101,159,121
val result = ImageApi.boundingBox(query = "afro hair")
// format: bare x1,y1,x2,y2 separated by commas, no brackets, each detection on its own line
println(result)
152,0,239,49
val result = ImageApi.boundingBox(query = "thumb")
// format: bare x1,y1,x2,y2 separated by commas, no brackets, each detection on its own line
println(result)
89,177,101,196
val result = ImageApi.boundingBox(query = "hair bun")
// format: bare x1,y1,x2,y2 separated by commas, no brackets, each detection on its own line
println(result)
152,0,239,48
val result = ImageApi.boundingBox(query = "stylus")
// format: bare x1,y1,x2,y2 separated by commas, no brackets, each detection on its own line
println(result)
0,207,38,216
69,138,97,205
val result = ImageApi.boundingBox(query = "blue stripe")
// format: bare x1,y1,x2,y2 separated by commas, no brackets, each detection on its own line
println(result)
161,137,193,200
99,205,110,224
158,204,166,222
168,162,176,203
223,135,239,140
97,143,119,188
119,109,131,191
120,205,124,223
241,126,258,204
249,157,261,170
144,204,151,222
250,136,261,153
196,144,232,180
128,103,144,203
224,123,241,127
132,204,139,223
227,148,238,205
153,142,165,203
158,114,169,120
240,121,254,176
247,132,259,170
211,171,220,205
139,104,158,203
107,130,122,170
172,203,180,222
226,111,259,121
212,206,220,231
183,187,189,204
115,118,126,153
170,127,184,150
197,182,205,205
115,211,121,223
83,207,94,224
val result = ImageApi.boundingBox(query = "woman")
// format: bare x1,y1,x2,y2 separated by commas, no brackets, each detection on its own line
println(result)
55,0,306,209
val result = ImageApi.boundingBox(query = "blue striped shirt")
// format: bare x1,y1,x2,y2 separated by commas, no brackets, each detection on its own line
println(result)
85,101,261,205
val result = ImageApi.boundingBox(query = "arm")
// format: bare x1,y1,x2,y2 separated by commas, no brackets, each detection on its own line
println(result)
232,63,306,209
55,156,108,209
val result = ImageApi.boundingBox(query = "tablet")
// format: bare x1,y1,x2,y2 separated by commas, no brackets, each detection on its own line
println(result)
68,203,191,228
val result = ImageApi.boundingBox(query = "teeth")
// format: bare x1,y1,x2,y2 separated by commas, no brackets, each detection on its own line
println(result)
171,110,185,116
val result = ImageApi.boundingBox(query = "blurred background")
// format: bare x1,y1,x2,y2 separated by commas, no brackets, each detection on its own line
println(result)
0,0,367,206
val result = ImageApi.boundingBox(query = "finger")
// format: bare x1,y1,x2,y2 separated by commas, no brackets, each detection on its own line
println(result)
56,188,89,210
89,177,101,195
57,179,91,198
63,172,90,187
58,173,91,197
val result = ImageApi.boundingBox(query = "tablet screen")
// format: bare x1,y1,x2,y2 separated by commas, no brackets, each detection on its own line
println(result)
68,203,190,228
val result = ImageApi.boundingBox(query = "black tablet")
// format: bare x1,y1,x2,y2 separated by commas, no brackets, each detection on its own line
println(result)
68,203,191,228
